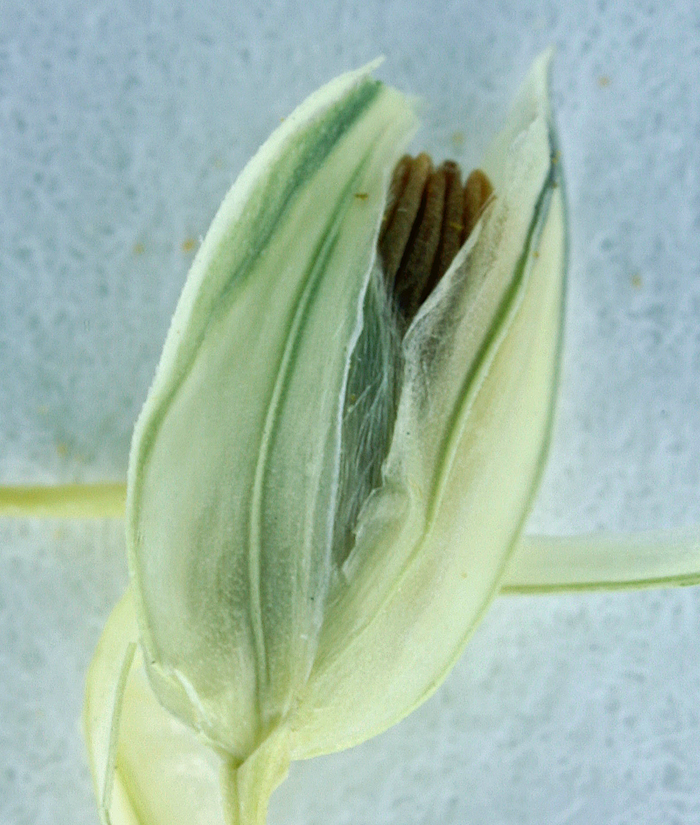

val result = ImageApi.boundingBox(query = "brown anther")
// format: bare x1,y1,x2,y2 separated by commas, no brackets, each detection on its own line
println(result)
378,155,412,243
379,154,493,326
423,160,464,303
462,169,493,243
393,163,447,321
378,153,433,291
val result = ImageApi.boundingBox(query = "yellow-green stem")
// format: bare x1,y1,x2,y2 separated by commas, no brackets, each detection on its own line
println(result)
502,528,700,593
0,483,127,518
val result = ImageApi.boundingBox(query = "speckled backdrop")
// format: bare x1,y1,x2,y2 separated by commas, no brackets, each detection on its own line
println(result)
1,2,699,824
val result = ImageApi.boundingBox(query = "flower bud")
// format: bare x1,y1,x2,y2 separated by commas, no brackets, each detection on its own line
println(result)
84,51,565,825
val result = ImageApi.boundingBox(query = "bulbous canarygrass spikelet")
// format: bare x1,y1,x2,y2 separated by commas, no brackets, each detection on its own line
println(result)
84,51,566,825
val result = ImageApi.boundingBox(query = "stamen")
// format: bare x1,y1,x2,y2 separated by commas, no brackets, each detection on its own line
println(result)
379,154,493,326
393,163,447,321
462,169,493,242
423,160,464,303
378,153,433,291
378,155,412,243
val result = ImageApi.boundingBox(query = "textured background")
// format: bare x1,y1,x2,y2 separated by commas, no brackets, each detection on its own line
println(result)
1,1,699,823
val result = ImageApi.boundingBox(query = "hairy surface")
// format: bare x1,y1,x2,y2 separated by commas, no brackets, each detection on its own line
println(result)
333,156,493,566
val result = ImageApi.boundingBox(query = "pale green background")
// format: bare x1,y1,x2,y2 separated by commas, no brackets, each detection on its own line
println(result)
1,1,699,823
